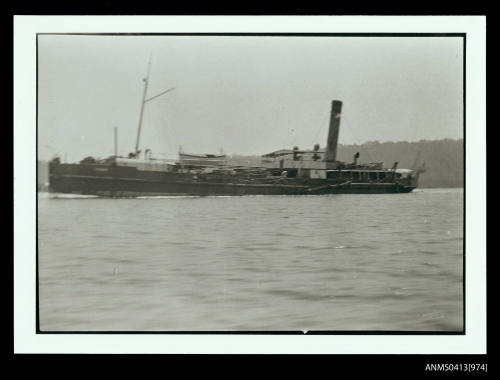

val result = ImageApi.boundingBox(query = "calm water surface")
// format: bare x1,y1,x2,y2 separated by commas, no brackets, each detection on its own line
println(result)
38,188,463,331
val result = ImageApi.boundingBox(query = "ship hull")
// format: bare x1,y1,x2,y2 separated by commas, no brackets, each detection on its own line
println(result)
49,163,415,197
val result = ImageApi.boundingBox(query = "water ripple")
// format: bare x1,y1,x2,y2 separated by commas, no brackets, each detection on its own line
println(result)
38,189,464,331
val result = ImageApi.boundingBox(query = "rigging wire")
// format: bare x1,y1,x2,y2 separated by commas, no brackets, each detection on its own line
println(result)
152,105,176,157
311,108,332,147
289,105,331,150
340,114,375,163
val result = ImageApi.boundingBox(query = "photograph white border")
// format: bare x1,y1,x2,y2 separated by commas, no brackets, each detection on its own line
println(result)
14,15,486,354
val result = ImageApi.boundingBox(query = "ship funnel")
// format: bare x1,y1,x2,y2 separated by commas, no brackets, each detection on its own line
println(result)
324,100,343,162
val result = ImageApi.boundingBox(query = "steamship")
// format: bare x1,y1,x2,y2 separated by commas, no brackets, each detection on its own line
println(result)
48,67,423,196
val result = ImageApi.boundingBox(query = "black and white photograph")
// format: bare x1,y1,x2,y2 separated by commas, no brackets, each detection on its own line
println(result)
14,16,486,355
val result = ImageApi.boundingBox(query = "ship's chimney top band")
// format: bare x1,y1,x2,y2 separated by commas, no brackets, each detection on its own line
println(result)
331,100,342,114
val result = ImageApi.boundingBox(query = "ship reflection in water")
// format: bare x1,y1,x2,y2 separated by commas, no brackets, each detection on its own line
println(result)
38,188,463,332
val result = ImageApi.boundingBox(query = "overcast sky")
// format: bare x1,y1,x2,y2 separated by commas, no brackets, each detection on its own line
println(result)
38,35,463,161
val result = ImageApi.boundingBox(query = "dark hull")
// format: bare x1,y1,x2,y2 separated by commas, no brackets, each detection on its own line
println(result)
49,163,415,197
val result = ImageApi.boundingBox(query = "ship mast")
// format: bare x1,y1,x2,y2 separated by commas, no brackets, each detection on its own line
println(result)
134,58,151,157
114,127,118,157
134,57,176,158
